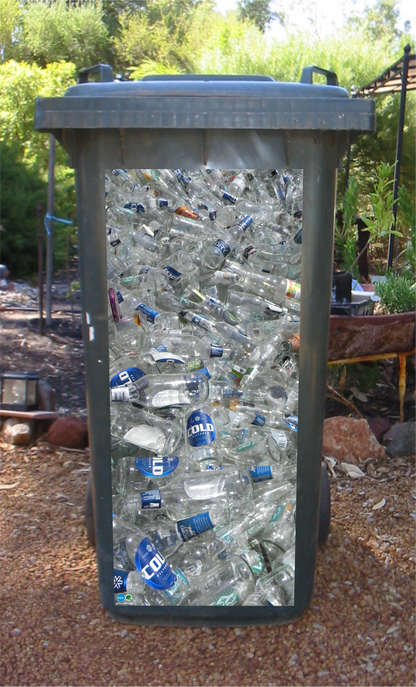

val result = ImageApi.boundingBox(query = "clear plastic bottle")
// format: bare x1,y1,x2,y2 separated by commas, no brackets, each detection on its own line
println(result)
184,555,255,606
204,216,253,270
137,467,253,519
110,371,209,409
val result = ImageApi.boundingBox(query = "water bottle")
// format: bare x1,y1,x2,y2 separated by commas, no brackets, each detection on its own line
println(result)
184,402,230,468
223,259,301,304
116,454,186,494
110,371,209,410
137,467,253,519
260,502,296,560
204,216,253,270
184,555,255,606
221,173,247,204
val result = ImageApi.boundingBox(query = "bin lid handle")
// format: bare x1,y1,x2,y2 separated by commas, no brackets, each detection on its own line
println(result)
78,64,113,84
300,66,339,86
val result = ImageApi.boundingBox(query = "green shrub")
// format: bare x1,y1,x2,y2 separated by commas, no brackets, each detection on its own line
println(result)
374,271,416,313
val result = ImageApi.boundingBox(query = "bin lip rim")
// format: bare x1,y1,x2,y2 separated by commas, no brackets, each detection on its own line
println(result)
62,79,350,99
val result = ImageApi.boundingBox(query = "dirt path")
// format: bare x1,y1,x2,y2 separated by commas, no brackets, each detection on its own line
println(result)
0,289,415,686
0,435,414,686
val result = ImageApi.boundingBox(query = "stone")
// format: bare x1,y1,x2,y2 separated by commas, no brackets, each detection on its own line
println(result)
2,418,34,445
384,422,415,457
322,417,387,462
46,416,88,449
367,416,390,442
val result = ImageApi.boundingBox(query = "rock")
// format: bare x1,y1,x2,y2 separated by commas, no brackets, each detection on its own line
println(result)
367,416,390,442
384,422,415,457
2,418,34,445
46,416,88,449
323,417,387,462
37,380,56,412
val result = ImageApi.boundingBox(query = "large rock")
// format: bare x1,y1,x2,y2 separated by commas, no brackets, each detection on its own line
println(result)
323,417,387,462
46,416,88,449
384,422,415,457
2,418,34,445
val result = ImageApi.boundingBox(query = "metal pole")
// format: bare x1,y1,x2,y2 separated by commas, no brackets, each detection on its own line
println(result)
36,203,44,335
45,134,56,326
387,44,411,271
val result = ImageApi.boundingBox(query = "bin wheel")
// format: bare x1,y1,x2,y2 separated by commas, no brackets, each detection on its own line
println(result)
318,463,331,546
84,470,96,549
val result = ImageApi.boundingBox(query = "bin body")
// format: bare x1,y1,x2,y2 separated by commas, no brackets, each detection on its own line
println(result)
35,72,375,625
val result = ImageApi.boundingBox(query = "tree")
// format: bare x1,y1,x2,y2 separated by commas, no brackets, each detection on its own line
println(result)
236,0,284,32
346,0,401,42
0,0,113,69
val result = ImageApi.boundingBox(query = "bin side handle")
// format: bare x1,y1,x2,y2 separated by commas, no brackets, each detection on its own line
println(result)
78,64,113,84
300,66,339,86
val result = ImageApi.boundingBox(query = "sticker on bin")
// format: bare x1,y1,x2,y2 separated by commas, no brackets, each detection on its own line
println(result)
134,538,177,590
135,456,179,477
176,512,215,542
110,367,146,388
113,569,129,592
187,411,215,446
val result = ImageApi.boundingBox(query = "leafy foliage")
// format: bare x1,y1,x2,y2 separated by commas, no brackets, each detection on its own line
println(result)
397,185,416,278
374,271,416,313
0,60,77,277
0,0,112,69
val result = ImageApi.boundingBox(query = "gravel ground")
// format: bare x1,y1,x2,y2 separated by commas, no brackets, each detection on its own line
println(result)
0,291,415,686
0,436,414,686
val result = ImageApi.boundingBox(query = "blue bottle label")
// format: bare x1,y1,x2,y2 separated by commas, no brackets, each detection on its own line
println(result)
285,416,298,432
135,456,179,477
222,192,237,204
162,266,182,280
136,303,159,323
252,413,266,426
238,216,253,231
113,569,129,592
110,367,146,388
209,210,217,221
213,239,230,257
135,537,177,590
116,290,124,303
116,593,126,602
248,466,273,482
154,344,168,352
110,239,121,247
187,411,215,447
176,512,214,542
158,199,169,207
124,202,146,213
140,489,162,509
210,345,223,357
